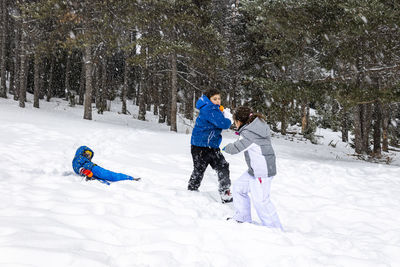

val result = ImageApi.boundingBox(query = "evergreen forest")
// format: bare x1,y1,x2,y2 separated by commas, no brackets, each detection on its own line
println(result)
1,0,400,157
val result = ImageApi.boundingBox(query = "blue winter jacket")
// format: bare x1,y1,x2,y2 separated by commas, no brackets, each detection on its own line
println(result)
72,146,134,182
191,95,232,148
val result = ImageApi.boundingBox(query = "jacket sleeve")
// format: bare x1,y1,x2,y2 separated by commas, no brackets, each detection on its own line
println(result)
224,136,253,155
206,108,232,129
73,155,96,174
82,161,96,171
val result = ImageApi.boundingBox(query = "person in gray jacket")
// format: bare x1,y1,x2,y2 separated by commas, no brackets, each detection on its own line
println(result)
223,106,282,228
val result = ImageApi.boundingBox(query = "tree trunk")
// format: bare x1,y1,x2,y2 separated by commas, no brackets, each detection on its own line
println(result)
22,52,28,101
147,72,156,113
362,103,373,154
146,76,152,112
153,87,159,115
152,74,159,116
19,22,27,108
166,78,171,126
340,107,349,142
83,46,93,120
159,80,167,123
170,52,178,132
0,0,2,64
138,67,146,121
33,52,40,108
382,103,390,152
8,15,16,97
65,52,70,100
121,53,128,114
39,58,45,99
65,52,75,107
94,64,100,110
280,104,287,135
78,54,85,105
372,101,382,157
134,82,139,106
47,55,55,101
100,57,107,113
353,105,363,154
0,0,7,98
354,103,373,154
159,103,166,123
95,60,104,114
9,53,14,96
185,88,194,120
13,19,20,101
301,100,308,134
133,67,140,106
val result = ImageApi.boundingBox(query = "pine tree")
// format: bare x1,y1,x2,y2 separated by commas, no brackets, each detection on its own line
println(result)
0,0,8,98
128,0,225,131
238,0,324,135
316,0,400,154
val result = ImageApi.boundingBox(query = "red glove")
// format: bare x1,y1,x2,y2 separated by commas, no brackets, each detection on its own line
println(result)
219,105,224,112
79,168,93,178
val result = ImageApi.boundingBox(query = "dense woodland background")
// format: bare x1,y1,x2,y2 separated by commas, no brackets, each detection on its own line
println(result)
0,0,400,158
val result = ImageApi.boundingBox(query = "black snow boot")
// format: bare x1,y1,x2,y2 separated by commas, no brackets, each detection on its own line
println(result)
220,189,233,203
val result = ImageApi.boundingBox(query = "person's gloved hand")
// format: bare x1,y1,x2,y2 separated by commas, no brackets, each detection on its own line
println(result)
79,168,93,178
220,106,231,119
222,146,227,152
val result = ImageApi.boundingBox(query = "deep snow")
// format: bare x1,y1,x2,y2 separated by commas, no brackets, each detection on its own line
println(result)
0,96,399,267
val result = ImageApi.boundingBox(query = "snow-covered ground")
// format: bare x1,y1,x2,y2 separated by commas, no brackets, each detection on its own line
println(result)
0,96,399,267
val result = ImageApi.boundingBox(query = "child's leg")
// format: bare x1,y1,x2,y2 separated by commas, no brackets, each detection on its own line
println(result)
188,146,209,191
92,166,132,181
209,149,230,194
231,172,252,223
249,176,282,228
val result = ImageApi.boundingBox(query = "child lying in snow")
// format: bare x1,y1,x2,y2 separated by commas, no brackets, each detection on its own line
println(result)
72,146,140,184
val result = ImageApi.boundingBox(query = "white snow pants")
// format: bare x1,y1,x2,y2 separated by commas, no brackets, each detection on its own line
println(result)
232,172,282,228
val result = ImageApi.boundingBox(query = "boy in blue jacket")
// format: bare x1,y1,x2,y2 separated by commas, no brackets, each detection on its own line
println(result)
189,89,233,203
72,146,139,184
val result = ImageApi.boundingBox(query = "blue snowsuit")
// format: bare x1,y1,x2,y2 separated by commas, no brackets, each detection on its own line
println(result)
188,95,232,198
191,95,232,148
72,146,134,183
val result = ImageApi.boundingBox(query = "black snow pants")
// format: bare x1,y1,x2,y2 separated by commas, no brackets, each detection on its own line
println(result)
188,145,230,193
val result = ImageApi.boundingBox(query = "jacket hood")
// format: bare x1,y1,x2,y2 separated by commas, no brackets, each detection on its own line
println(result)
75,146,94,160
196,95,219,110
239,117,269,138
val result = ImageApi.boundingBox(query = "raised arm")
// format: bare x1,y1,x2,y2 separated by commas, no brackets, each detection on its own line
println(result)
207,109,232,129
223,136,253,155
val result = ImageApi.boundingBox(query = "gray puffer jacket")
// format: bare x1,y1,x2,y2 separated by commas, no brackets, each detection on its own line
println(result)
224,117,276,177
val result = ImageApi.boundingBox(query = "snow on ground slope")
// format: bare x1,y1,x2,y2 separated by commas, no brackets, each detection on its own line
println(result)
0,97,399,267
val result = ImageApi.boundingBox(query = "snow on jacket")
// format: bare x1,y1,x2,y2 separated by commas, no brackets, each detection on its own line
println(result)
224,117,277,177
72,146,133,182
191,95,231,148
72,146,96,174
